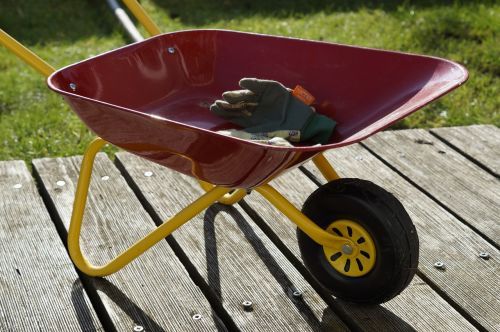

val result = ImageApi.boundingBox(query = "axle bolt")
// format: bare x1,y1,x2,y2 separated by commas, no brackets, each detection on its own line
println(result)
342,244,353,255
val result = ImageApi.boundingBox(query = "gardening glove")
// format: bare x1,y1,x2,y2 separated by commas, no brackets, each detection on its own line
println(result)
210,78,335,144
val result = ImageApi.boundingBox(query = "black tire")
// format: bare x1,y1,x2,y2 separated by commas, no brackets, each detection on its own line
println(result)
298,178,419,304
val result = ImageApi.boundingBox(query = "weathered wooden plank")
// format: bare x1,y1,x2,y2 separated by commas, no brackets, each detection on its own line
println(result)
242,155,480,331
430,125,500,177
32,154,224,331
115,152,350,332
364,129,499,245
0,160,102,331
302,143,498,331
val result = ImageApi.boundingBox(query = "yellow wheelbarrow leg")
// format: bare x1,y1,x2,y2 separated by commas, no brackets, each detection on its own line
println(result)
255,184,353,250
68,137,231,276
312,153,340,182
198,180,247,205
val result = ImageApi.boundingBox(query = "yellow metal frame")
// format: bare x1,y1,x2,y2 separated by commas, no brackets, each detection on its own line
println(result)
255,184,351,249
122,0,161,36
68,137,232,276
67,139,349,276
0,3,349,277
0,29,55,76
199,180,247,205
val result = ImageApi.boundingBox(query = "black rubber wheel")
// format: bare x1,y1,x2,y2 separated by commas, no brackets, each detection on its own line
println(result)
298,178,419,304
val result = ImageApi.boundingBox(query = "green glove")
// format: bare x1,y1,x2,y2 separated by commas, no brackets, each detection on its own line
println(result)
210,78,335,144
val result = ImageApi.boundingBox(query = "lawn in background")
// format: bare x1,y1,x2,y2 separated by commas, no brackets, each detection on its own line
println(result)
0,0,498,162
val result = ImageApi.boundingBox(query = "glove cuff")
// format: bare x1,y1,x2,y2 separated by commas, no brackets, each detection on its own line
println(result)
301,113,336,144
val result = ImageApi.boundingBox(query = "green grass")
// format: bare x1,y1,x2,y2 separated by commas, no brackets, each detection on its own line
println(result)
0,0,498,162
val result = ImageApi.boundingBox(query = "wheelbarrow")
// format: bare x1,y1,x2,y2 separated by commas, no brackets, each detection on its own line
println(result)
0,10,467,305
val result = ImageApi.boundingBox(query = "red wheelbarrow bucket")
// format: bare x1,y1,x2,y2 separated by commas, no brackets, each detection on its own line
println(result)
47,29,468,188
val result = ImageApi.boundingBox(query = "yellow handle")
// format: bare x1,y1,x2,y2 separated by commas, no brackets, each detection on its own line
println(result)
122,0,162,36
0,29,55,77
0,0,160,78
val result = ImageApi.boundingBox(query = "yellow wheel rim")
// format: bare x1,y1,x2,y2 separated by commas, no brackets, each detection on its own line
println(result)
323,219,376,277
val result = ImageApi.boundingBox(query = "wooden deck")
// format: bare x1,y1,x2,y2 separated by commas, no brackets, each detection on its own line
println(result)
1,125,498,331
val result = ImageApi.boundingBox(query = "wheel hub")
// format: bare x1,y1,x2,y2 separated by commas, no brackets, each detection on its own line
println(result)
323,219,376,277
342,244,353,255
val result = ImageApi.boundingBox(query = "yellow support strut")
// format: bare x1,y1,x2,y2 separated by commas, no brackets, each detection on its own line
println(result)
0,29,54,77
68,137,231,276
312,153,340,182
122,0,162,36
255,184,353,250
198,180,247,205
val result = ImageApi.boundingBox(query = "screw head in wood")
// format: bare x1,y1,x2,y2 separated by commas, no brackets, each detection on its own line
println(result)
133,325,144,332
101,175,110,181
167,47,175,54
434,261,445,270
242,300,253,312
479,252,490,260
192,313,202,320
292,290,302,298
56,180,66,187
13,183,22,189
69,83,76,91
144,171,153,177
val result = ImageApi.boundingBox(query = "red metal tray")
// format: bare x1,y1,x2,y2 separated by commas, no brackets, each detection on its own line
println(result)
48,29,467,188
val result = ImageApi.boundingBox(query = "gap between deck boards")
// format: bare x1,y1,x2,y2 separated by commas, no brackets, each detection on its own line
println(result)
113,159,244,332
32,164,117,332
360,128,500,250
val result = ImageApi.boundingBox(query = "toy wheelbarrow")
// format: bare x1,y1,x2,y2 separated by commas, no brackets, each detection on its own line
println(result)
1,25,467,304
